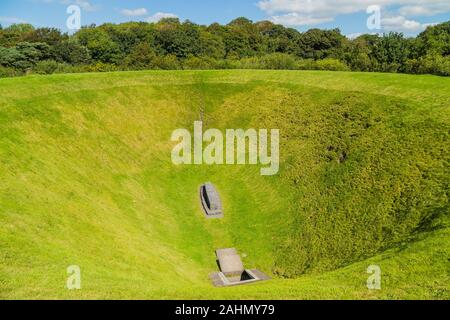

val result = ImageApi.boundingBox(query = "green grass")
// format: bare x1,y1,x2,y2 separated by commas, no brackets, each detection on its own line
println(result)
0,70,448,299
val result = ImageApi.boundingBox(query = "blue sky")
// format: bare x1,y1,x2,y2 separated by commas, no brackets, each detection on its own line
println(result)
1,0,449,36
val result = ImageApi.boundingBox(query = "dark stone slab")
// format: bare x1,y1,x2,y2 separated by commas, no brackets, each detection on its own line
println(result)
200,183,224,218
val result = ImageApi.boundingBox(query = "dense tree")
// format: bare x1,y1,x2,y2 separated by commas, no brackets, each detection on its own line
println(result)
224,17,264,58
343,34,379,71
198,30,225,59
153,19,203,58
123,42,157,69
256,21,300,54
99,22,154,55
0,23,35,47
23,27,68,46
298,28,346,59
417,21,450,56
0,19,449,77
76,26,122,63
372,32,410,72
51,39,91,65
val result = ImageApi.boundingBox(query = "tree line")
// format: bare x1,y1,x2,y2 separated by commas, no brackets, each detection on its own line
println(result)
0,17,449,77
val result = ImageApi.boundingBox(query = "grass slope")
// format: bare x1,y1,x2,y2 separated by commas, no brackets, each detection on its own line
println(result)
0,70,448,299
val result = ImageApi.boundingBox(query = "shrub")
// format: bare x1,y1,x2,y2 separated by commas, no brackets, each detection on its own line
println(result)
347,53,376,72
260,53,297,70
154,55,181,70
212,59,237,69
33,60,62,74
296,59,317,70
296,58,349,71
0,47,27,70
182,56,215,70
315,58,350,71
0,66,22,78
236,57,262,69
416,54,450,76
84,62,119,73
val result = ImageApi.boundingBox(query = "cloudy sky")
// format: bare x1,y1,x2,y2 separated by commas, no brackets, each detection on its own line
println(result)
1,0,449,36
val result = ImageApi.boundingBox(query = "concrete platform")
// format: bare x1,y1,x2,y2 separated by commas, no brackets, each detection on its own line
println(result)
211,248,271,287
209,269,271,287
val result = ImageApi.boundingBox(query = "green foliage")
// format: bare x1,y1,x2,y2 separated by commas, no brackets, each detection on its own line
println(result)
224,18,263,58
231,55,349,71
405,54,450,76
182,55,216,70
0,19,449,76
0,23,35,47
256,21,300,54
4,23,34,33
294,58,350,71
417,21,450,56
101,22,155,55
260,53,297,69
76,27,122,63
0,65,21,77
32,59,60,74
315,58,350,71
298,28,346,59
372,32,410,72
23,27,68,46
198,30,225,59
343,34,379,71
84,62,119,72
51,39,91,65
0,42,49,70
0,46,25,68
32,60,73,75
16,42,50,63
123,42,157,69
154,54,182,69
295,58,317,70
154,20,202,58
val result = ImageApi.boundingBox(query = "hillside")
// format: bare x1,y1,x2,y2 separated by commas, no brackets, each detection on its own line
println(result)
0,70,448,299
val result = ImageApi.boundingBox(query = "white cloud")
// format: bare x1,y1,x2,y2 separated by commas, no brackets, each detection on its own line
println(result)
121,8,148,17
380,15,438,32
258,0,372,15
257,0,450,27
146,12,178,23
269,12,333,26
37,0,99,12
346,32,363,39
381,15,423,31
72,0,98,12
399,3,450,16
0,16,27,24
346,32,381,39
423,22,439,28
